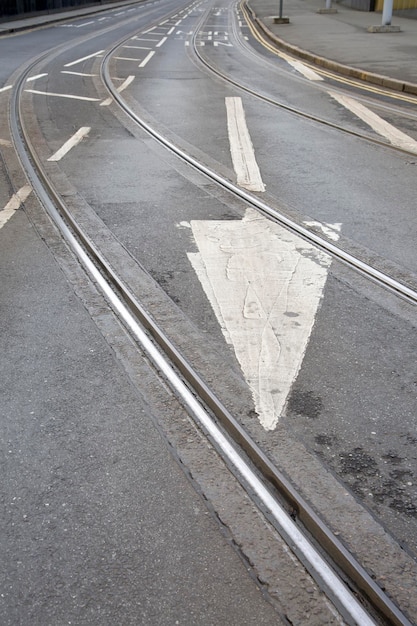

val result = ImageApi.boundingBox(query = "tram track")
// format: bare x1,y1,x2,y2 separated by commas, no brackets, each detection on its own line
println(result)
6,6,416,624
185,0,417,159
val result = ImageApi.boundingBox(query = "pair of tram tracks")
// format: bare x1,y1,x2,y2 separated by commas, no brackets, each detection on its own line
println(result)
7,2,417,624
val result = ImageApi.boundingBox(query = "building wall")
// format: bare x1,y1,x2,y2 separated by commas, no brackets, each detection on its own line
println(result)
375,0,417,9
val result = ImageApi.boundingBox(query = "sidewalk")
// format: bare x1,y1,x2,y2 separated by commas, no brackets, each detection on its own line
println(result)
248,0,417,94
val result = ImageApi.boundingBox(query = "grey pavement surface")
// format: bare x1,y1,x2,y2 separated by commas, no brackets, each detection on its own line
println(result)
2,0,417,91
248,0,417,91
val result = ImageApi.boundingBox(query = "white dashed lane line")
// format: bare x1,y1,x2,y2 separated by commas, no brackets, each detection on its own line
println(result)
47,127,91,161
0,185,32,230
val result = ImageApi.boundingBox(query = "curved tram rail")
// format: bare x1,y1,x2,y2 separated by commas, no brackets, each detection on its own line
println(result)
9,9,417,625
187,0,417,160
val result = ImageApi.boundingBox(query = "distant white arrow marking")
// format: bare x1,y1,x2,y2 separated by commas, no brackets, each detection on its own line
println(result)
187,209,340,430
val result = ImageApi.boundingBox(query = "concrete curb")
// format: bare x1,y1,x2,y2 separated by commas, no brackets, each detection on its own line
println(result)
245,0,417,96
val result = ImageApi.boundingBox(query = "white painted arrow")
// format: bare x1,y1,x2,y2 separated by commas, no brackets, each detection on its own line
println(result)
187,209,340,430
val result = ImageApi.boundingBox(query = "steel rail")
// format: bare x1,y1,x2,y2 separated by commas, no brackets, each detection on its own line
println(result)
11,43,383,626
188,0,417,160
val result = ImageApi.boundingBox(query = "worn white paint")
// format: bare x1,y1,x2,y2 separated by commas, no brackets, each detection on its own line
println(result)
0,185,32,229
225,97,265,192
64,50,104,67
47,127,90,161
139,51,155,68
114,57,141,61
304,221,342,241
26,73,48,82
61,71,97,77
156,37,167,47
279,52,323,81
100,75,134,106
187,209,336,430
0,139,12,147
329,91,417,153
0,85,12,93
25,89,99,102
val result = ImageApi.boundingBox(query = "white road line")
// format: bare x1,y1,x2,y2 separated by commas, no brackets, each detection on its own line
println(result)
167,26,175,34
100,75,134,106
139,51,155,68
156,37,167,47
76,21,94,27
0,85,12,93
279,52,323,81
61,71,97,77
114,56,140,61
159,19,169,24
304,221,342,241
0,185,32,229
187,209,338,430
26,89,100,102
47,127,90,161
142,26,155,32
64,50,104,67
98,17,107,21
329,91,417,153
123,45,151,49
0,139,12,147
26,73,48,82
225,96,265,192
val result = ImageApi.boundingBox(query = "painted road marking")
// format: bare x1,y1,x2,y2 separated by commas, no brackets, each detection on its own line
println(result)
156,37,167,47
114,57,141,61
329,91,417,153
0,185,32,229
76,21,95,27
304,221,342,241
61,71,97,77
26,73,48,82
225,97,265,192
0,139,12,147
123,45,152,49
187,209,339,430
100,75,134,106
47,127,90,161
25,89,100,102
139,51,155,68
0,85,12,93
279,52,323,81
64,50,104,67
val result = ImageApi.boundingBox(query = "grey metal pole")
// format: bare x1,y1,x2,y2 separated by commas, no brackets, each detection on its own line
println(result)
279,0,283,19
382,0,393,25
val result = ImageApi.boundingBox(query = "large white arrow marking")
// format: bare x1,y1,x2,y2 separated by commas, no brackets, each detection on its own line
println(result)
187,209,340,430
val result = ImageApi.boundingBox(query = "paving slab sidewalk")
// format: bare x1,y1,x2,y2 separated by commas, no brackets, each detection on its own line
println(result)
247,0,417,91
